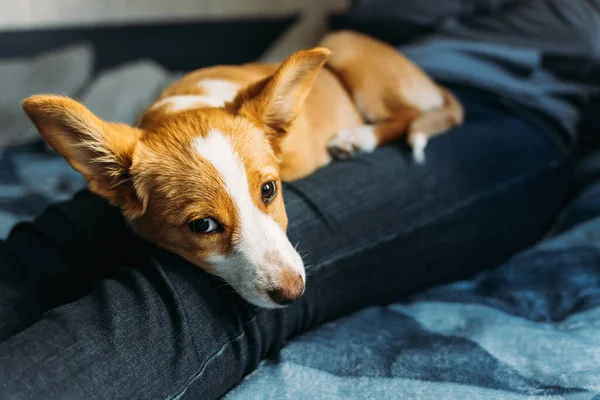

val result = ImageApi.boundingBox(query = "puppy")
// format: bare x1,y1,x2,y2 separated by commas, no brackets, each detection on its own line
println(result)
22,31,463,308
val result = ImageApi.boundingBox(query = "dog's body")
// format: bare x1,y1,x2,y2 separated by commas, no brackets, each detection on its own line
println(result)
145,57,361,181
22,31,463,308
147,31,463,176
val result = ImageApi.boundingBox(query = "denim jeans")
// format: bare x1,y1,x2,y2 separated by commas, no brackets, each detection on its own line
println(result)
0,88,571,399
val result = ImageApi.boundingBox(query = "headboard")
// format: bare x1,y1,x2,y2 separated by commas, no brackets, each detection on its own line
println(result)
0,16,297,72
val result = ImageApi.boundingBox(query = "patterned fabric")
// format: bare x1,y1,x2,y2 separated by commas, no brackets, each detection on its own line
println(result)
225,183,600,399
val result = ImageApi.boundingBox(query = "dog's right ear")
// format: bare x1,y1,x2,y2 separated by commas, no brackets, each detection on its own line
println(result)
235,47,331,135
22,95,147,218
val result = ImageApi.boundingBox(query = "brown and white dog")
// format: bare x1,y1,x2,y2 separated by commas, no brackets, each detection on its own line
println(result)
22,31,463,308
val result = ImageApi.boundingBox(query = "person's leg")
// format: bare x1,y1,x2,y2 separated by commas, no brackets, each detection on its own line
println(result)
0,190,139,340
0,88,570,399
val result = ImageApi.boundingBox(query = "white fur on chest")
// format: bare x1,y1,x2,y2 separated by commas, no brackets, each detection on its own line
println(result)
151,79,240,113
197,79,240,104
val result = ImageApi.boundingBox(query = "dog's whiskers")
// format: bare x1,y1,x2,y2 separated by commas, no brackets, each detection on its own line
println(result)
304,264,319,278
213,282,232,290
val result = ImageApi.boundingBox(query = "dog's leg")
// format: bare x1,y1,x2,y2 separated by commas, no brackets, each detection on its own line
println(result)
328,85,464,163
405,86,465,163
406,117,447,164
327,107,420,159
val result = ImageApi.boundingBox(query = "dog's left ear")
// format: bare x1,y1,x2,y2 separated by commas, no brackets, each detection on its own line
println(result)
235,47,331,134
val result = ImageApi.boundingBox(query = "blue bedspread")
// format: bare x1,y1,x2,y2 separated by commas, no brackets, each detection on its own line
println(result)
225,184,600,399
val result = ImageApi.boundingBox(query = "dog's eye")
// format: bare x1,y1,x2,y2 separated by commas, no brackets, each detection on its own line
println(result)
261,181,277,204
188,218,219,234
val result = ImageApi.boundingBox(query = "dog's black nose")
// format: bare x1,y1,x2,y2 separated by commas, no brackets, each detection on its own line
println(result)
267,274,304,306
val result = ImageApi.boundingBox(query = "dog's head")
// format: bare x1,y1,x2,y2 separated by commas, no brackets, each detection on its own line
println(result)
22,48,330,308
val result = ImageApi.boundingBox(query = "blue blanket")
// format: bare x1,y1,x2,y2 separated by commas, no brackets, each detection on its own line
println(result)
0,143,86,238
224,183,600,399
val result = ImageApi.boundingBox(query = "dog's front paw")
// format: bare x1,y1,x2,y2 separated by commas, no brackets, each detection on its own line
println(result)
327,126,377,159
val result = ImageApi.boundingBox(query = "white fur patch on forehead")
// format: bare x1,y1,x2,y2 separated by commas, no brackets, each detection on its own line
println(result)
197,79,240,105
192,129,249,206
150,95,225,112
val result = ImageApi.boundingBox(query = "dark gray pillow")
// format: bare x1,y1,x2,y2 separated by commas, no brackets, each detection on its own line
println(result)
349,0,466,25
348,0,600,57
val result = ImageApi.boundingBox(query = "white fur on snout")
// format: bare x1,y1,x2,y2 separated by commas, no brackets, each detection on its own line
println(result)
328,125,378,156
193,129,304,308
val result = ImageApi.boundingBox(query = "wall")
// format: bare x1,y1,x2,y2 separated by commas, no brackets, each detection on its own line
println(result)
0,0,348,29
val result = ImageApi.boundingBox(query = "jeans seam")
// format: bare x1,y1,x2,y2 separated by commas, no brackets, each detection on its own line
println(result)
156,256,257,400
167,315,257,400
312,159,566,275
149,258,203,362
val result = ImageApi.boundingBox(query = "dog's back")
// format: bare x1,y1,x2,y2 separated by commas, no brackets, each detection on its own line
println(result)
139,30,463,172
